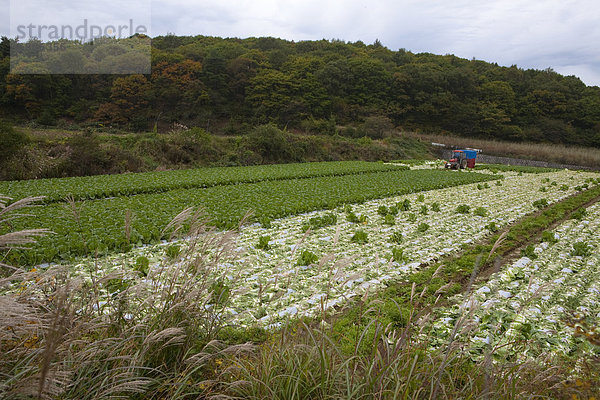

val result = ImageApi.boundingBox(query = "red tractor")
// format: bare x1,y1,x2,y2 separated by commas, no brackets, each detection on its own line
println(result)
445,149,477,169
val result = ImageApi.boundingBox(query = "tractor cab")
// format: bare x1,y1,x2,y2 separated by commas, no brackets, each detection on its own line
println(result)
445,149,477,169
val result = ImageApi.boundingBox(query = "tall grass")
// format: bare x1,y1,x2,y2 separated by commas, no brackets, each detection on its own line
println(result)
0,196,50,271
407,132,600,168
216,299,594,399
1,203,251,399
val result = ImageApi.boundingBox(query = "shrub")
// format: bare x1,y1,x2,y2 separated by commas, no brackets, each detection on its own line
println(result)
134,256,150,276
0,121,29,161
407,213,417,222
248,124,294,163
165,244,180,259
390,247,406,263
571,241,591,257
474,207,488,217
377,205,389,216
66,132,109,176
560,184,569,191
417,194,425,202
338,125,354,137
539,187,548,193
521,244,538,260
485,222,498,232
541,231,558,244
257,236,271,250
417,223,430,233
351,230,368,244
398,199,411,211
297,250,319,266
388,206,399,216
456,204,470,214
300,117,336,135
389,231,403,244
431,202,440,212
359,115,393,139
384,214,395,226
420,205,428,215
532,199,549,209
571,208,587,221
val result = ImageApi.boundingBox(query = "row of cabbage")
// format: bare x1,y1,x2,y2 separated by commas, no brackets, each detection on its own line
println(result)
0,161,405,204
60,170,599,328
429,200,600,361
5,169,497,265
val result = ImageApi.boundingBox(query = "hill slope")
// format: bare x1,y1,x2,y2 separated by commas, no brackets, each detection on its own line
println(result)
2,35,600,147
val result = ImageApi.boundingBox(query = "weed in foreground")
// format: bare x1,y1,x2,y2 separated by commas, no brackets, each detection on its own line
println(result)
1,203,253,399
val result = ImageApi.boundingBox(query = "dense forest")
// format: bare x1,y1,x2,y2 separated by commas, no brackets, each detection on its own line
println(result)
1,35,600,147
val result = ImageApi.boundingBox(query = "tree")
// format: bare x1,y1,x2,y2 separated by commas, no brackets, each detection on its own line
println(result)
0,36,10,59
227,56,258,98
360,115,394,139
151,60,207,121
247,124,294,163
95,74,151,128
5,66,53,117
246,69,300,123
477,81,517,138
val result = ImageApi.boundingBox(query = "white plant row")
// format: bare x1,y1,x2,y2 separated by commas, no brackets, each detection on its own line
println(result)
430,202,600,360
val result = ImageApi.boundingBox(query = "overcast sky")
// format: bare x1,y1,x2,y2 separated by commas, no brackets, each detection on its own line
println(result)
3,0,599,86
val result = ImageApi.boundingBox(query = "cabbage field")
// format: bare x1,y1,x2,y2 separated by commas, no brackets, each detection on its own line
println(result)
3,160,600,385
3,162,497,264
430,200,600,361
42,165,599,334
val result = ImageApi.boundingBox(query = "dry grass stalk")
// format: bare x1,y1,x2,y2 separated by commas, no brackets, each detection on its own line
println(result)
1,196,50,272
1,200,249,399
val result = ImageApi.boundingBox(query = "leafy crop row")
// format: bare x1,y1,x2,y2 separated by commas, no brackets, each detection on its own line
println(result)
431,201,600,360
0,161,406,204
5,169,498,264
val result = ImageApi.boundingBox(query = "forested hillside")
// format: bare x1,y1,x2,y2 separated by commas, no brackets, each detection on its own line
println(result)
1,35,600,147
